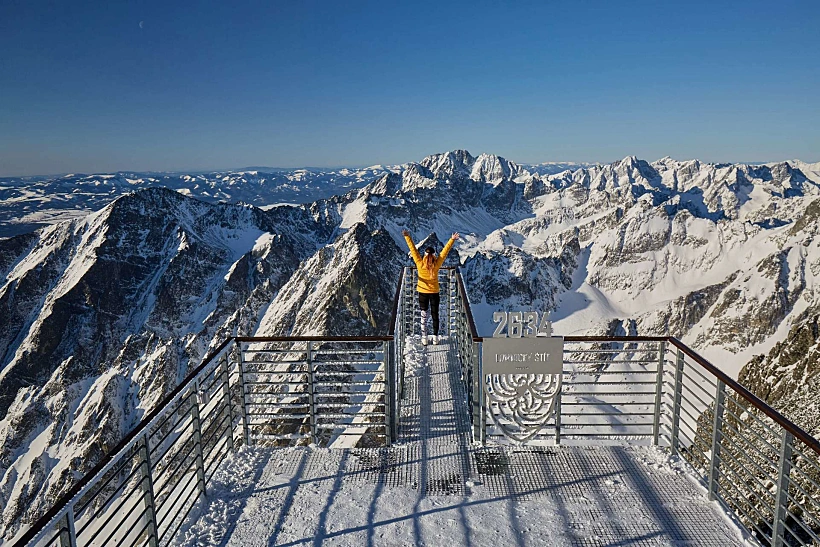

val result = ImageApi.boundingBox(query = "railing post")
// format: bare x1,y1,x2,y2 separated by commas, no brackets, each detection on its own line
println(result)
461,309,470,387
405,267,415,337
652,341,667,446
472,342,485,444
191,383,207,500
220,353,234,453
307,341,317,444
708,381,726,500
399,305,405,401
670,349,685,456
554,375,562,446
399,271,407,400
237,343,250,446
450,269,457,337
384,340,394,446
772,431,794,547
138,434,159,547
58,507,77,547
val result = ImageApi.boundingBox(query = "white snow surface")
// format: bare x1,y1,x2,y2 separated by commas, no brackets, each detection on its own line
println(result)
175,447,745,547
174,339,747,546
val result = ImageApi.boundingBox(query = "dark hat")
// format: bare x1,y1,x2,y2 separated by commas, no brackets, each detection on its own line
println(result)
424,247,435,255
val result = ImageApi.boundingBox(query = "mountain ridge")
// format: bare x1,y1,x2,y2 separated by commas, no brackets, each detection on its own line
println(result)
2,150,820,541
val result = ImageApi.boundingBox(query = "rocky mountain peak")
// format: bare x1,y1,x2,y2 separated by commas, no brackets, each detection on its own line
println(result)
470,153,526,185
420,149,476,180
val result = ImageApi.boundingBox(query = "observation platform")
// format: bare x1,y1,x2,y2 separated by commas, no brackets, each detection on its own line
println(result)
176,338,745,546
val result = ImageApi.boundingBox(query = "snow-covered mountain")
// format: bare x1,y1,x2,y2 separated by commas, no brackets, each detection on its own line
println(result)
0,166,395,238
522,161,601,176
2,149,820,541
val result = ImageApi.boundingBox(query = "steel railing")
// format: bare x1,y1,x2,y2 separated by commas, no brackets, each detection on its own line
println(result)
12,334,397,547
237,337,394,447
660,341,820,547
444,267,820,546
14,265,820,547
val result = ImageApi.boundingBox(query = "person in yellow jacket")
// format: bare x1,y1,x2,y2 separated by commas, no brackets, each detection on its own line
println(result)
401,229,460,346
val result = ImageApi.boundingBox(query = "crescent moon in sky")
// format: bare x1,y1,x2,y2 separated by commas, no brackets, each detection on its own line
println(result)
139,21,144,29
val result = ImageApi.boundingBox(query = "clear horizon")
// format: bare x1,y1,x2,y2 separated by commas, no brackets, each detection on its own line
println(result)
2,151,820,180
1,0,818,176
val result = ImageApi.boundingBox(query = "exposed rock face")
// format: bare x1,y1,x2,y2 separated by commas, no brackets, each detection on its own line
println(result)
0,189,320,538
739,311,820,437
2,149,820,540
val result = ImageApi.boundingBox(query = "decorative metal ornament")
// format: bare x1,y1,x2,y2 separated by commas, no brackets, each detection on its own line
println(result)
484,310,563,442
485,372,562,442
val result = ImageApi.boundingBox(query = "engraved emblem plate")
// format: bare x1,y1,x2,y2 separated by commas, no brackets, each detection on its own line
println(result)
482,336,564,442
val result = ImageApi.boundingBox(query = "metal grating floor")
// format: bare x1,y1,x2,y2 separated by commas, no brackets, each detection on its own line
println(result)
178,338,747,546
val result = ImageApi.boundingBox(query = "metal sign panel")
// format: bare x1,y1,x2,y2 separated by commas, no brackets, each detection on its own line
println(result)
482,336,564,375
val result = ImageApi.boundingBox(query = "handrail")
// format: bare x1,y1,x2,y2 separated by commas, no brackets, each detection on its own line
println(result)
387,271,405,337
14,328,399,547
564,335,668,343
668,337,820,456
454,269,481,342
11,336,235,547
235,335,392,342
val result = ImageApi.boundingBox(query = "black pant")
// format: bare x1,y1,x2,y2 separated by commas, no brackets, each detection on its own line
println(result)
418,292,440,335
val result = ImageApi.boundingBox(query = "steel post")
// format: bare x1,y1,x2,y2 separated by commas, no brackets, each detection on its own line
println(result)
450,269,457,337
670,349,685,456
399,305,405,400
708,381,726,501
384,340,394,446
307,341,317,444
220,353,234,453
554,377,562,445
138,434,159,547
472,342,485,444
398,275,406,401
463,312,472,414
57,507,77,547
236,343,251,446
652,341,667,446
772,431,794,547
191,383,207,500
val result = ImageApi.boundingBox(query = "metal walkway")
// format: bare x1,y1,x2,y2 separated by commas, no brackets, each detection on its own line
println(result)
175,339,746,546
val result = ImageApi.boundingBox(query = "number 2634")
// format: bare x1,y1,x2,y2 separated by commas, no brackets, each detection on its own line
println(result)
492,311,552,338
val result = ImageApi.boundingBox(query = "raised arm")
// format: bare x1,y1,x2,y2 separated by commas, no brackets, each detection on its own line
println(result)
436,232,459,266
402,229,421,264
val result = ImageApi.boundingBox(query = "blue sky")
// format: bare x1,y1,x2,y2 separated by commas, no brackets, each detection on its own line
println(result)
1,0,818,176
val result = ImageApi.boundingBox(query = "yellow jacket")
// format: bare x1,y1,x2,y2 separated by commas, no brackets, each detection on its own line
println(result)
404,234,456,294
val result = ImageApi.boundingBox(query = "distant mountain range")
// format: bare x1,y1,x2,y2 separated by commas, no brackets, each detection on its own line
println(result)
0,162,607,238
0,166,394,238
2,150,820,541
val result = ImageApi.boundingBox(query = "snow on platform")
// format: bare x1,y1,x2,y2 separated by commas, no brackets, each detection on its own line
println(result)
175,339,747,546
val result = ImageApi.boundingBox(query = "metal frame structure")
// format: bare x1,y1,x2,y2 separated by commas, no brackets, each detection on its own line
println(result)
447,267,820,547
12,265,820,547
14,335,396,547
